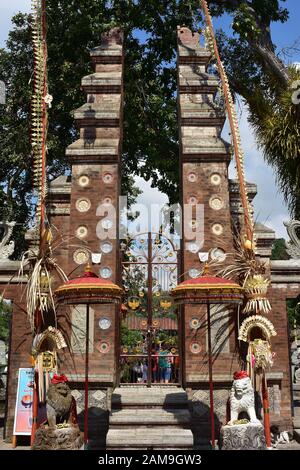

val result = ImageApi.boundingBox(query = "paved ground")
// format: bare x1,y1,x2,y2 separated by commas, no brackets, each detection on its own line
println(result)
273,441,300,451
0,429,299,451
0,439,28,450
1,412,300,451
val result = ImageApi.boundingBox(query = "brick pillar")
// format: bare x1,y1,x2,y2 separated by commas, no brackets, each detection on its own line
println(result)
177,27,240,395
58,28,124,385
66,27,123,277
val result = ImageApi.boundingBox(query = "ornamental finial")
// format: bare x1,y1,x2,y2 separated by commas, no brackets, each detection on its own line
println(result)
85,263,92,273
203,263,210,276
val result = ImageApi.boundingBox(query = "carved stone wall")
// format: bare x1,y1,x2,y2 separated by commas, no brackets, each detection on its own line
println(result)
71,305,94,354
207,305,230,354
71,386,112,449
188,387,230,445
268,383,281,415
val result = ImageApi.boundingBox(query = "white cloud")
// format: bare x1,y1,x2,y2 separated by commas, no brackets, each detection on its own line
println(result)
135,176,168,207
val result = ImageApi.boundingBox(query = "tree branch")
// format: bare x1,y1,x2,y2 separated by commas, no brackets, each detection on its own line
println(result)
249,6,290,86
249,40,290,85
209,0,290,85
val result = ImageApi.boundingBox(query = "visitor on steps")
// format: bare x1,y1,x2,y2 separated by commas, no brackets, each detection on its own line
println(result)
142,359,148,383
151,347,159,383
159,344,173,384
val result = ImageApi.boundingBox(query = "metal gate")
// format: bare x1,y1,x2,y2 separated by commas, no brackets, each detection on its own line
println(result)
119,232,181,386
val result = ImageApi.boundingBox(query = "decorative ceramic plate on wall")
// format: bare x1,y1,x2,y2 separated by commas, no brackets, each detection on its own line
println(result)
190,342,202,354
190,317,201,330
98,317,112,330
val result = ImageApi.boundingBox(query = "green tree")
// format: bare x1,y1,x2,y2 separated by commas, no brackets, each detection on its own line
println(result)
213,0,300,216
287,296,300,336
271,238,290,260
0,1,298,254
0,300,12,343
120,323,143,350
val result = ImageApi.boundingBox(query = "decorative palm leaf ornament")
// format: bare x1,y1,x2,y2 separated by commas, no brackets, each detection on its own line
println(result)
238,315,277,343
239,315,277,375
200,0,271,315
242,275,271,314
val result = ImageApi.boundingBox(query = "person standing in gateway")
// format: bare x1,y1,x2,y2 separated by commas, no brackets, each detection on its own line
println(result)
159,344,173,384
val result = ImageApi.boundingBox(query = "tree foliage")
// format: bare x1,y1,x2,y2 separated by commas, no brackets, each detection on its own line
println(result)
0,300,12,343
0,1,298,254
287,296,300,335
214,0,300,217
271,238,290,260
120,323,143,349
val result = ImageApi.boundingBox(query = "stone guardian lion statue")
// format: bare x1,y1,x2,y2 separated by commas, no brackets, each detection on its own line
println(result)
228,371,260,425
46,374,76,427
32,374,82,450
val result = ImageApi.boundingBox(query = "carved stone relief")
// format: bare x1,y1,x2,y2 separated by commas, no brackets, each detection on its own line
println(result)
0,221,15,260
71,305,94,354
207,304,230,354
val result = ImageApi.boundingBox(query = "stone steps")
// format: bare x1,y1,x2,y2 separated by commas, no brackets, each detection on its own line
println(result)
107,427,193,449
110,408,191,426
293,418,300,428
111,387,188,408
106,387,193,449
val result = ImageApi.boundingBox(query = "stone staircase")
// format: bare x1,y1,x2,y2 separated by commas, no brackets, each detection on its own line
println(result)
106,387,194,450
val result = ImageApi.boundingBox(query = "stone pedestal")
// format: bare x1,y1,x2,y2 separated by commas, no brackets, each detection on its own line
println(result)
32,425,83,450
220,423,266,450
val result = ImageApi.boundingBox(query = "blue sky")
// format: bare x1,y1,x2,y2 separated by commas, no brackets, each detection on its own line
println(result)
1,1,299,238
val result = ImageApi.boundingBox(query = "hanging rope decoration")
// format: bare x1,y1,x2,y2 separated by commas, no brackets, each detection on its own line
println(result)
31,0,52,237
200,0,254,243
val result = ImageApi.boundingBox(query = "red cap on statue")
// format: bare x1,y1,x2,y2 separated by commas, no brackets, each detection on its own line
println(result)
233,371,249,381
51,374,68,384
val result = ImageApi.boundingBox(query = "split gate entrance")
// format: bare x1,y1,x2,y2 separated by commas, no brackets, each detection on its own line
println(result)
119,232,181,386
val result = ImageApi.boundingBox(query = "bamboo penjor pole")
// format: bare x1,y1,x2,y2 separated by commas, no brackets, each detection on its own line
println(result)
200,1,273,448
200,0,253,243
30,0,49,446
